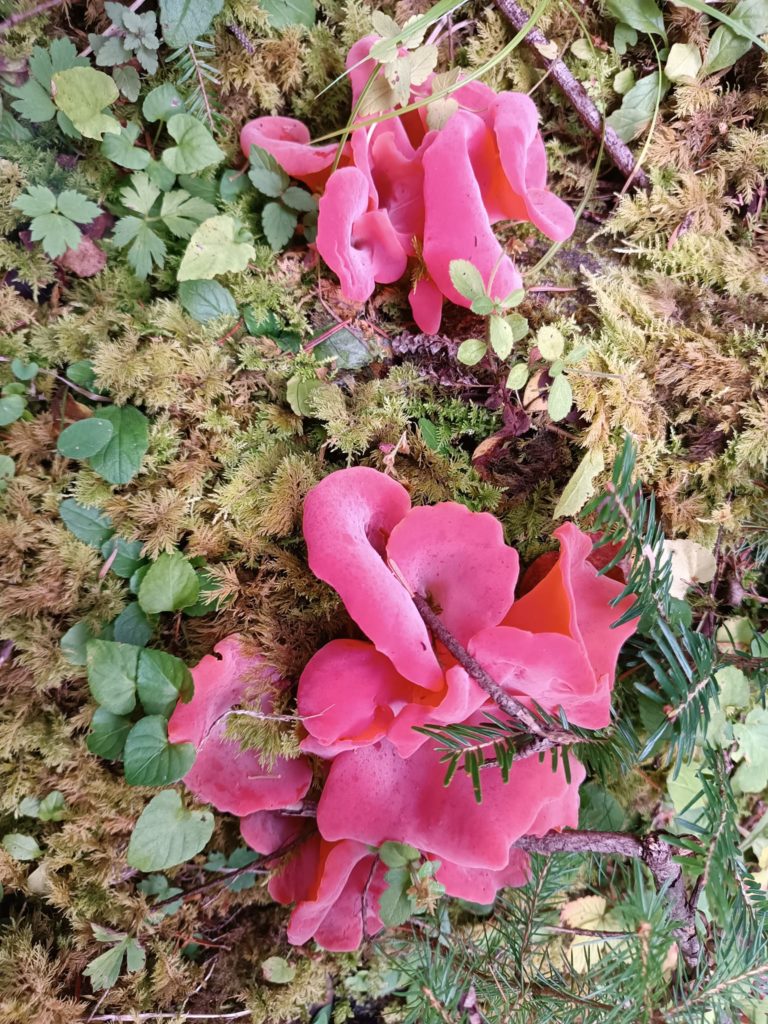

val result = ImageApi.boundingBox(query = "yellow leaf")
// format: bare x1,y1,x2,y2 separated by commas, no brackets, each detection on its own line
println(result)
663,539,717,600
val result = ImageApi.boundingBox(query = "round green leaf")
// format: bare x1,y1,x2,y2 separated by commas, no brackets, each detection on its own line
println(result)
10,358,39,380
2,833,42,861
142,83,185,122
536,325,565,361
87,404,149,485
87,707,133,760
137,648,194,717
138,552,200,614
178,279,238,323
456,338,486,366
124,716,196,786
57,417,114,459
162,114,225,175
61,619,100,666
86,639,139,715
506,362,529,391
0,395,25,426
449,259,485,302
127,789,214,871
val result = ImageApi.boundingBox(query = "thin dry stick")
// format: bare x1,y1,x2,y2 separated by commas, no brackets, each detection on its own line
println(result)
0,0,64,35
514,829,701,969
411,592,572,745
492,0,650,189
90,1012,251,1022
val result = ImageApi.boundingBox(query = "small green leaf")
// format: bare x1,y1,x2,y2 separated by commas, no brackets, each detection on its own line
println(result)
29,212,81,258
162,114,225,174
57,417,114,459
138,552,200,614
10,358,39,380
379,866,414,926
84,935,145,991
124,716,196,786
87,707,133,760
553,447,605,519
51,67,121,139
137,648,194,716
37,791,67,821
489,315,515,359
113,64,141,101
501,288,525,309
733,707,768,793
127,789,214,871
606,72,669,142
87,639,139,715
605,0,666,37
311,327,371,369
281,186,316,212
56,190,101,223
178,279,238,323
449,259,485,302
61,619,99,665
536,325,565,361
87,404,149,485
220,167,250,201
262,956,297,984
664,41,702,83
12,184,57,217
418,417,440,451
470,296,494,316
547,373,573,422
379,841,420,868
177,215,256,281
456,338,486,366
0,453,14,490
2,833,42,861
286,375,322,416
59,498,114,547
142,83,185,122
100,537,145,579
506,362,529,391
101,123,151,170
260,0,316,30
0,395,25,425
113,602,154,647
247,145,290,198
262,201,297,251
159,0,224,47
613,68,636,94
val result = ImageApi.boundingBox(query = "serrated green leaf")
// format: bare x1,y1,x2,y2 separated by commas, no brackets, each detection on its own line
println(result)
537,325,565,361
159,0,224,47
11,80,57,123
84,935,145,991
87,405,149,484
59,498,114,547
119,173,161,217
56,190,101,223
177,215,256,280
456,338,486,366
57,417,114,459
379,866,414,926
281,185,317,212
547,372,573,422
87,707,133,760
51,67,120,139
13,185,56,217
159,190,217,239
127,789,214,871
449,259,486,302
379,841,420,868
113,217,167,279
29,213,81,258
124,716,195,786
138,552,200,614
87,639,139,715
506,362,529,391
137,648,194,716
553,447,604,518
262,202,297,250
247,145,289,198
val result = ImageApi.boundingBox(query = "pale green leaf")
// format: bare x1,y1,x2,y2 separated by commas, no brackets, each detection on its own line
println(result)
537,324,565,361
605,0,666,37
449,259,486,302
262,956,296,984
553,448,605,518
12,185,56,217
159,0,224,47
456,338,486,366
664,42,702,83
606,72,668,142
162,113,224,174
143,83,185,122
547,373,573,422
506,362,529,391
489,315,515,360
177,215,255,280
127,789,214,870
260,0,315,30
51,67,120,139
29,213,81,258
159,190,217,238
262,202,297,250
57,417,114,459
2,833,42,861
138,552,200,614
87,639,139,715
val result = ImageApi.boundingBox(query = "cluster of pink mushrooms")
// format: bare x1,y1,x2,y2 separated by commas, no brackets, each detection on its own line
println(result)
169,468,635,950
240,35,575,332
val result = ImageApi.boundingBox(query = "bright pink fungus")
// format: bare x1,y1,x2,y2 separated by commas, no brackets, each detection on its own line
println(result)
173,468,636,951
239,36,575,330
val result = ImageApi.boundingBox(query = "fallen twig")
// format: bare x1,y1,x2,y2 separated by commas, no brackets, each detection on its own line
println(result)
492,0,650,189
514,829,701,968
